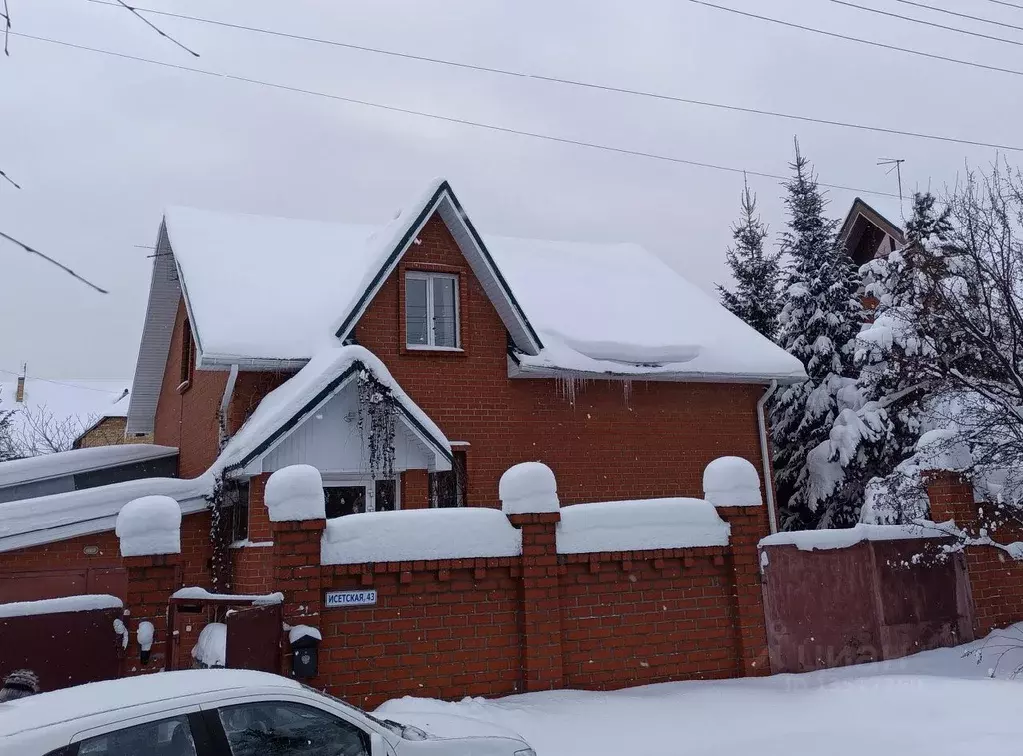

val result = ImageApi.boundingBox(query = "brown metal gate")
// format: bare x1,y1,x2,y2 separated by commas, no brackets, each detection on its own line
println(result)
169,594,282,674
0,606,123,692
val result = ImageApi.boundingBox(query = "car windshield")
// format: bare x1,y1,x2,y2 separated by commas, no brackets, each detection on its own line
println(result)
299,684,408,737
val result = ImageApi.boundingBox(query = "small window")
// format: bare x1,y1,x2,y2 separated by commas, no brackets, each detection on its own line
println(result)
374,479,397,512
180,317,195,386
406,272,459,349
430,450,467,508
79,715,197,756
227,481,250,542
217,701,369,756
324,486,367,518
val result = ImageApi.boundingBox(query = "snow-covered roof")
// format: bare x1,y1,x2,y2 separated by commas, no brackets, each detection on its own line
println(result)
0,472,212,553
157,179,804,384
0,444,177,488
218,345,452,473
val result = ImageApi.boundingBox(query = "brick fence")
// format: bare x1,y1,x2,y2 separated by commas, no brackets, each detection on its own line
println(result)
110,457,772,709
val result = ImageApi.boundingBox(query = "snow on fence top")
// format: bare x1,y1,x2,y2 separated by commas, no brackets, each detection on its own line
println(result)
171,587,284,605
702,456,762,507
556,498,730,554
499,462,560,514
265,465,326,522
116,495,182,557
321,508,522,565
0,594,122,618
759,522,948,552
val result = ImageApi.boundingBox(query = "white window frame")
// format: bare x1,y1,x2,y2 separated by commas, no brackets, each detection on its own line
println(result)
321,475,401,513
405,271,460,350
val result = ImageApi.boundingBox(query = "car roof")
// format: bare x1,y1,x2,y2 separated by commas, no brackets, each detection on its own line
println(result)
0,669,301,737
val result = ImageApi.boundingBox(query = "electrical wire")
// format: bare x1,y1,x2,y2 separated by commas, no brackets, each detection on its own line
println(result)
0,230,108,293
82,0,1023,154
110,0,199,57
831,0,1023,48
0,367,128,393
9,30,904,199
895,0,1023,33
0,168,19,189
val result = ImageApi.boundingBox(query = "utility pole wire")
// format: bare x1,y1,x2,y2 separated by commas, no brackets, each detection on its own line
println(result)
9,30,903,200
0,230,108,293
686,0,1023,80
110,0,199,57
0,168,19,189
895,0,1023,33
985,0,1023,11
79,0,1023,154
831,0,1023,48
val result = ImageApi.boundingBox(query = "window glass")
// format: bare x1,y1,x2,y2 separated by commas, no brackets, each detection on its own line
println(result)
228,481,250,542
430,450,467,508
324,486,366,518
405,277,428,346
79,715,196,756
432,276,457,348
374,479,397,512
218,701,369,756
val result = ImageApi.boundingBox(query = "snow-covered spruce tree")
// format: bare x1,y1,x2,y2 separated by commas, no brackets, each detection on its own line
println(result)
806,192,952,527
771,140,863,530
717,178,782,340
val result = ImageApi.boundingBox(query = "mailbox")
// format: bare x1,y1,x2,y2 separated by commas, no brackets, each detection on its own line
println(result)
290,632,320,679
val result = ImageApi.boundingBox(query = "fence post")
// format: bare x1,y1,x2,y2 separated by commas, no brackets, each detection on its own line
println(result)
116,495,183,675
924,470,977,526
265,465,327,671
501,462,564,692
704,456,771,677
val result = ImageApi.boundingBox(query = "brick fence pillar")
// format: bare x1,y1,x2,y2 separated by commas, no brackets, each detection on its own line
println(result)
924,470,977,526
501,462,563,692
704,457,772,677
265,465,328,675
116,495,184,675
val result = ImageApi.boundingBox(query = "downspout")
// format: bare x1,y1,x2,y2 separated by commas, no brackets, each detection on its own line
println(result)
218,364,239,450
757,380,780,534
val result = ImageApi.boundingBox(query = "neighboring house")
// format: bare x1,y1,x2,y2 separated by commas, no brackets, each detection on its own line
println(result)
838,197,906,268
73,391,152,448
0,177,805,594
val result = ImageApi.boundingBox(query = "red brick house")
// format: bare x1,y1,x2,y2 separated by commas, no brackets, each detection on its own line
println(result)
0,179,806,700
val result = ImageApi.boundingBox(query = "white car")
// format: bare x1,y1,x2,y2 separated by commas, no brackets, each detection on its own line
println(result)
0,669,536,756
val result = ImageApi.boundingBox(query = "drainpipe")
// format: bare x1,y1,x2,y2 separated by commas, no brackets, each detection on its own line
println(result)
757,380,780,534
218,364,239,450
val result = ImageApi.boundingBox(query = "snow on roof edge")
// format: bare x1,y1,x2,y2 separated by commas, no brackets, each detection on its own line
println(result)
0,444,178,489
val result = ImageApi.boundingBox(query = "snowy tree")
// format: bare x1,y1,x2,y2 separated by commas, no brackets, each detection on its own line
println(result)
805,192,951,526
0,387,18,462
771,140,864,529
717,178,782,340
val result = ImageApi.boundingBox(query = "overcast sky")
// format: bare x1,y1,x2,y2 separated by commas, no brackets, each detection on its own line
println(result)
0,0,1018,379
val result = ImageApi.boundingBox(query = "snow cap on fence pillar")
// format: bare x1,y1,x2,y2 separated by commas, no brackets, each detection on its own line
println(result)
703,456,762,506
265,464,326,522
500,461,560,514
116,495,182,557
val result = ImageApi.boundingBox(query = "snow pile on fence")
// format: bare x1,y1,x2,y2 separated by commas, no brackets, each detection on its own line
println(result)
116,495,182,556
288,625,322,645
0,594,123,619
171,587,284,605
192,622,227,668
556,498,730,554
322,508,522,564
759,522,948,552
702,456,762,506
265,465,326,521
499,462,560,514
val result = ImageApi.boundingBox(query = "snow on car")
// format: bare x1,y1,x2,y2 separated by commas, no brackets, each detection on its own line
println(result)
0,669,535,756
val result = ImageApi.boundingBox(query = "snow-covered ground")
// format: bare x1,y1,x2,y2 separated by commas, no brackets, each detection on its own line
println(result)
377,626,1023,755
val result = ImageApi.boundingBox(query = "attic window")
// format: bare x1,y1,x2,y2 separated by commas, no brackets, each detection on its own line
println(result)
180,317,194,387
406,272,459,349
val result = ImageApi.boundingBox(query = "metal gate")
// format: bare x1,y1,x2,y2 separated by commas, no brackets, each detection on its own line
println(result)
226,604,282,673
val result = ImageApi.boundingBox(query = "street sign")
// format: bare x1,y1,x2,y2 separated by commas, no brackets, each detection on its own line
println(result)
324,589,377,608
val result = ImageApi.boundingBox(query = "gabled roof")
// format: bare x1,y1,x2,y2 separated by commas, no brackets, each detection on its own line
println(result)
838,197,906,249
219,345,452,474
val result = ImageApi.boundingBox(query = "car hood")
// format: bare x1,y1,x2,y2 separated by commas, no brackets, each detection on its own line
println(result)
386,710,526,742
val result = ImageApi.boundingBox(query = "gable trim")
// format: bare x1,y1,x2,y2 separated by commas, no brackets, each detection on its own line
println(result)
333,181,543,355
838,197,906,248
224,361,452,474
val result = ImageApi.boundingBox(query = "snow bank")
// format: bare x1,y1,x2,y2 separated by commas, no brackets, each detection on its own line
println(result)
321,508,522,564
0,594,122,618
499,462,559,514
288,625,322,645
171,587,284,605
265,465,326,522
702,456,762,506
556,498,730,554
759,522,948,552
192,622,227,668
218,346,451,472
0,444,177,489
116,495,181,557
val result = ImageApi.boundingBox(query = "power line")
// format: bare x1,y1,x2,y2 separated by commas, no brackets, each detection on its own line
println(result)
831,0,1023,48
0,230,108,293
81,0,1023,154
109,0,199,57
984,0,1023,11
2,0,10,56
895,0,1023,33
10,30,905,200
0,168,19,189
0,367,128,393
686,0,1023,79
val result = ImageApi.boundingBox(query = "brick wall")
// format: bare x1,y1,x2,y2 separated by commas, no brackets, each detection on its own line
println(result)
76,417,132,448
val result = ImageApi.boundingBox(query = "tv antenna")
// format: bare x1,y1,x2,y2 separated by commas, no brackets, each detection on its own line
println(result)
877,157,906,217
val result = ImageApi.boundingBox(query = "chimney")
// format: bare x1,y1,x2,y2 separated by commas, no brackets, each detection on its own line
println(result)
14,363,25,403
